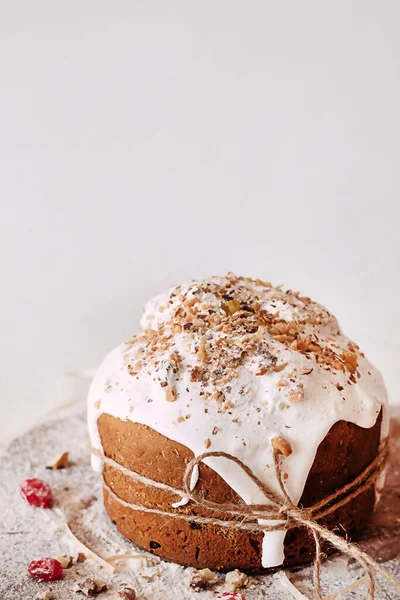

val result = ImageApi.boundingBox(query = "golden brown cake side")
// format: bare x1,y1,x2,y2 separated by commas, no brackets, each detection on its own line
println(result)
98,411,382,572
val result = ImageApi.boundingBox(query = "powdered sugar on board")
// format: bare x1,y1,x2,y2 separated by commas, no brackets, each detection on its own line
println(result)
0,409,400,599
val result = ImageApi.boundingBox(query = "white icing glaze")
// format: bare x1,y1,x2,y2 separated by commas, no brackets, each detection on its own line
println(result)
87,275,389,568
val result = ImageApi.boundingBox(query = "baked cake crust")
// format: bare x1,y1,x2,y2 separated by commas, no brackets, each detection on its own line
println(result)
98,411,382,571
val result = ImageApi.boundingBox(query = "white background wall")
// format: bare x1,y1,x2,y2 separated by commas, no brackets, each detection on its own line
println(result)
1,1,399,443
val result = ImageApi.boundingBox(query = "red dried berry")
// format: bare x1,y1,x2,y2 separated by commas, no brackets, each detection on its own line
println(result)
28,558,63,581
218,594,246,600
20,478,52,508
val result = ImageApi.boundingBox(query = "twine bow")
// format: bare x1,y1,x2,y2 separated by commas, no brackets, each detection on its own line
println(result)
93,437,400,599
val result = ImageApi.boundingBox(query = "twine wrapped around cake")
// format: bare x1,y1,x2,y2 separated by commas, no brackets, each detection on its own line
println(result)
90,437,399,600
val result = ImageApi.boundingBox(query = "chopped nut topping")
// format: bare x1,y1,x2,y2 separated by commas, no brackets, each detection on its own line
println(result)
55,554,73,569
76,552,87,563
302,367,314,375
125,274,361,413
288,385,304,402
190,366,205,382
224,569,248,592
46,451,69,470
204,438,211,449
274,362,288,372
271,436,292,457
74,578,107,596
114,588,136,600
221,299,241,315
341,351,358,373
190,567,220,590
166,386,177,402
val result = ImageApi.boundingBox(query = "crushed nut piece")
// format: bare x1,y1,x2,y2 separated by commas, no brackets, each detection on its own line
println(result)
341,351,358,373
274,362,288,372
190,567,219,590
204,438,211,449
76,552,87,563
74,578,108,596
190,366,205,382
166,386,177,402
197,338,207,361
115,588,136,600
302,367,314,375
55,554,73,568
271,436,292,457
221,299,241,315
46,451,69,469
224,569,248,592
288,384,304,402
